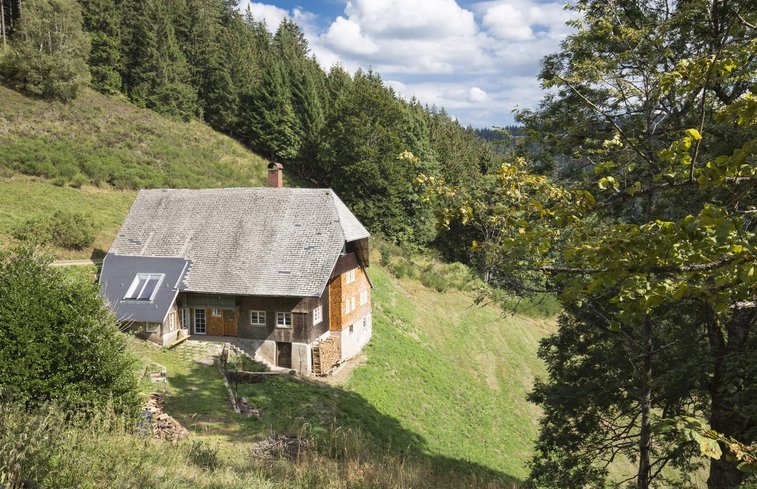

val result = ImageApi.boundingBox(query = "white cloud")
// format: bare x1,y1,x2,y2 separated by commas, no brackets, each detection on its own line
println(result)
482,3,534,41
469,87,488,103
238,2,289,32
323,17,379,55
234,0,578,126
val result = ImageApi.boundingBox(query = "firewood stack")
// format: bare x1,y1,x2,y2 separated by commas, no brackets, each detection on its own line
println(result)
144,392,189,442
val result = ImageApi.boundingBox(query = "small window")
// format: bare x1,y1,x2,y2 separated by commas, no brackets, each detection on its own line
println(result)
194,309,206,334
349,324,354,334
313,305,323,325
180,309,188,329
276,312,292,328
345,298,351,314
145,323,159,334
345,269,356,284
168,313,175,332
250,310,266,327
211,308,221,317
124,273,164,301
360,290,368,306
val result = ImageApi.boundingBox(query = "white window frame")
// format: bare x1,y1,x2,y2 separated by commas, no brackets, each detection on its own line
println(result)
211,308,221,317
194,309,206,334
360,290,368,306
345,269,356,284
313,305,323,325
123,273,164,301
180,309,188,329
345,298,352,314
276,312,292,329
145,322,159,334
250,310,266,327
168,313,175,332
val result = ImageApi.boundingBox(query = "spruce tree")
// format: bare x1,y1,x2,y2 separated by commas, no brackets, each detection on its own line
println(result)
79,0,120,93
240,54,300,162
183,0,237,132
120,0,197,120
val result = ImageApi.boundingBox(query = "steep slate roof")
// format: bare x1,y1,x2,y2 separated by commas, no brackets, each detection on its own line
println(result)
107,188,370,297
99,254,189,323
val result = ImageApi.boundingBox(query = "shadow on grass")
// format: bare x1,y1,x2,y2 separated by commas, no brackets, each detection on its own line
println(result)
165,361,524,487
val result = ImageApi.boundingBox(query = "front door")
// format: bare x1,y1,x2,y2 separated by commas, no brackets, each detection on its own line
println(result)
276,342,292,368
207,308,224,336
223,308,238,336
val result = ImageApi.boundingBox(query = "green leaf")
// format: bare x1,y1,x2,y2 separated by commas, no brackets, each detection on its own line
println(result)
695,435,722,460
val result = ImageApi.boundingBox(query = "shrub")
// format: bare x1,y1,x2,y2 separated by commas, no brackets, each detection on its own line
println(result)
187,441,220,471
379,246,392,267
419,267,449,293
0,247,140,414
13,211,95,250
70,174,88,188
387,258,417,280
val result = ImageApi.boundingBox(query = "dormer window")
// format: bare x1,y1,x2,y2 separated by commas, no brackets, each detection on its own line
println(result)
123,273,164,301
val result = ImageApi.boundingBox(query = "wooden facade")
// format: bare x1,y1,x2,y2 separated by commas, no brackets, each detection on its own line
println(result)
178,287,330,345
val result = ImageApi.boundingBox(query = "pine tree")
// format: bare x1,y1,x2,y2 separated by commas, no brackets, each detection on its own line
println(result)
291,59,325,177
79,0,120,93
182,0,237,132
239,54,300,162
120,0,197,120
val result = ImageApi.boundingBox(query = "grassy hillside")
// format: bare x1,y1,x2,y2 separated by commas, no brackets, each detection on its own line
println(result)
115,255,552,488
0,85,268,190
0,176,135,258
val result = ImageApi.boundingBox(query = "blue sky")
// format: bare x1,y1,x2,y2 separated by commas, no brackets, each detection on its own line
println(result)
237,0,577,127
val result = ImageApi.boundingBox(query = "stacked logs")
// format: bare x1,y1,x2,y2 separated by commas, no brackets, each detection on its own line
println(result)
144,392,189,442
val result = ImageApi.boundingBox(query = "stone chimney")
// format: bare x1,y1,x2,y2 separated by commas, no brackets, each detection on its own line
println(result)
267,162,284,188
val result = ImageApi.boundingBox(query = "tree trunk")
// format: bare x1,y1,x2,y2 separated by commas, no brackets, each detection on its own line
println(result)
1,0,6,50
706,305,755,488
637,315,653,489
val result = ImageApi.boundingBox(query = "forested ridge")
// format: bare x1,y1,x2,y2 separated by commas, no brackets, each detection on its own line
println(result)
0,1,755,488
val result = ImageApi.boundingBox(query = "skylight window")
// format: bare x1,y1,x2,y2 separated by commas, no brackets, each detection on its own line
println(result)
124,273,164,301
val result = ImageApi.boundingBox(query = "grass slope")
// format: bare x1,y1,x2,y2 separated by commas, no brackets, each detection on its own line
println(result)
0,176,135,258
130,259,553,486
0,85,268,190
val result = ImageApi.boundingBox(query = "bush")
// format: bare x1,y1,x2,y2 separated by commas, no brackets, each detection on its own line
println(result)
70,173,88,188
187,441,220,471
13,210,95,250
0,247,140,414
419,267,449,293
387,258,418,280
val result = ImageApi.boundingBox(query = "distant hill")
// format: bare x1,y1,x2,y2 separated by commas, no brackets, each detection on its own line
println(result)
474,126,525,142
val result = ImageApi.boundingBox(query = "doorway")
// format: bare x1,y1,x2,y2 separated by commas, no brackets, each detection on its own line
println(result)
223,308,238,336
276,342,292,368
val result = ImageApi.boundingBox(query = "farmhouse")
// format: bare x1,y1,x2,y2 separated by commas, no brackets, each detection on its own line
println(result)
99,164,372,375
